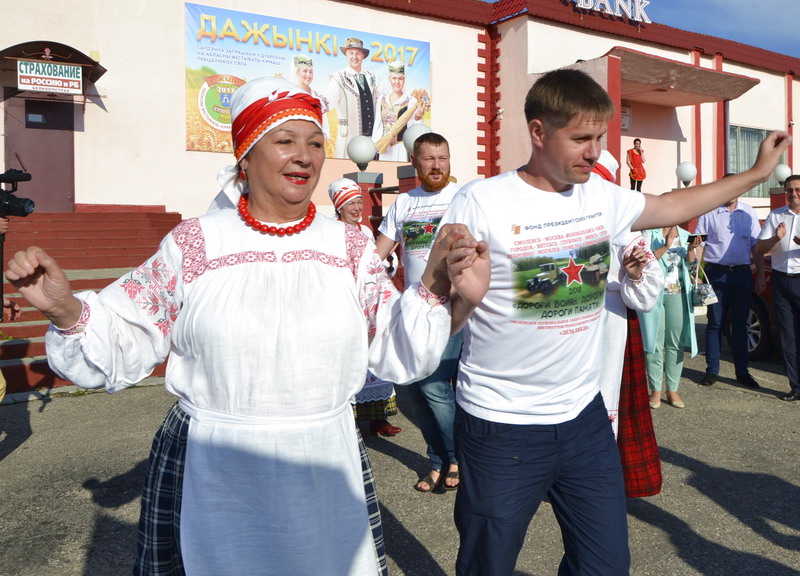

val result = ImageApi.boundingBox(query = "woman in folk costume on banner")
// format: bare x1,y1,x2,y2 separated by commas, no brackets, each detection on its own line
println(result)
592,150,664,497
6,77,486,575
329,177,404,438
373,61,425,162
291,54,334,157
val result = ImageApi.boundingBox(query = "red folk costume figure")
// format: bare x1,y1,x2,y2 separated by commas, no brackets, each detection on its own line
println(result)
627,138,647,192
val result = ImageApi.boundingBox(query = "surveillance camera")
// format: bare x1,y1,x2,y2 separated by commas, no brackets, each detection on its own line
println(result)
790,121,795,127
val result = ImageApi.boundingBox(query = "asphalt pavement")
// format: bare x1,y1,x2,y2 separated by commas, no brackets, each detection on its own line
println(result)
1,316,799,575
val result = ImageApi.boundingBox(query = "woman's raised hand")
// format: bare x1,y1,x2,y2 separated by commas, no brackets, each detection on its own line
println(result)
5,247,82,329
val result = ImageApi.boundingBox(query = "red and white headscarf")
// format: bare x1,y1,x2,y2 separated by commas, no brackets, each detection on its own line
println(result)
230,77,323,162
327,178,362,213
211,77,323,213
592,149,619,183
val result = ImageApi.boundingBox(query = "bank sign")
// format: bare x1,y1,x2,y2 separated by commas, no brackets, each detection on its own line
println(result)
573,0,652,24
17,60,83,95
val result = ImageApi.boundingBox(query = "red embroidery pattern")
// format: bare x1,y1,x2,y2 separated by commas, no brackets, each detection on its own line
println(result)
56,300,92,335
345,224,367,281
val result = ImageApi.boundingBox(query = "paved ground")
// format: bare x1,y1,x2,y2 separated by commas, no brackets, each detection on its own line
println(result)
1,317,799,575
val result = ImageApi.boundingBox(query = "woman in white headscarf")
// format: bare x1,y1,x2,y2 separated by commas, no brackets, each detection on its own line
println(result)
6,77,486,575
329,178,403,438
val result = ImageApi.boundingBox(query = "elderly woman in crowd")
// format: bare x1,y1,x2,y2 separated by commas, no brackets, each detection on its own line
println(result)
6,77,485,575
329,178,403,437
592,150,664,497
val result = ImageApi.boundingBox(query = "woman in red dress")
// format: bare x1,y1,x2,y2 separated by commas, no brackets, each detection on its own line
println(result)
627,137,647,191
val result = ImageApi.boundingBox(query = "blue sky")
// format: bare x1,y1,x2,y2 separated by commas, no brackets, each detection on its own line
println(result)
482,1,800,59
644,0,800,59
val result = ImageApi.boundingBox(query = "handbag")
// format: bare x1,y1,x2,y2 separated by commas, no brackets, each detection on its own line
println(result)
692,264,719,306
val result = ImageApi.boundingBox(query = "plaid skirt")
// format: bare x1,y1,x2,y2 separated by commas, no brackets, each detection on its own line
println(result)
354,396,399,420
133,402,387,575
617,308,663,498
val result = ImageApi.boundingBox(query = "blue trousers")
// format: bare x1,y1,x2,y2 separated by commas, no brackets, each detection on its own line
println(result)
704,265,752,376
772,271,800,393
404,331,463,470
453,394,629,576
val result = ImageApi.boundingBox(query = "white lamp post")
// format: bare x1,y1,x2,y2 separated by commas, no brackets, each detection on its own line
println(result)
774,163,792,185
675,162,697,188
346,136,377,172
402,123,432,156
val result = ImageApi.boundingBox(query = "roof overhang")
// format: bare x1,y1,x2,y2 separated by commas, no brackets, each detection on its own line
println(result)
607,46,759,107
0,41,106,87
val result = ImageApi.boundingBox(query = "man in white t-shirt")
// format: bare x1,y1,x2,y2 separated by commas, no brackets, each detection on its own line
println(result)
376,133,463,493
441,68,790,575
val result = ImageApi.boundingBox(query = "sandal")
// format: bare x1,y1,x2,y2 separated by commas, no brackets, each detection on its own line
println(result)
414,471,441,493
443,469,460,491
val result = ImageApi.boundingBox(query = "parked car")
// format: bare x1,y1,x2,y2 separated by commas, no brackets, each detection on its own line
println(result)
724,256,778,360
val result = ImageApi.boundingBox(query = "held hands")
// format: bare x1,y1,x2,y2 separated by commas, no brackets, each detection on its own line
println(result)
423,224,489,307
776,222,787,240
5,247,82,329
622,246,649,281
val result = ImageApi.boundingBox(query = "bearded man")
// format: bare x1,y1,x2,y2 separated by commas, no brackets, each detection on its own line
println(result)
375,132,463,493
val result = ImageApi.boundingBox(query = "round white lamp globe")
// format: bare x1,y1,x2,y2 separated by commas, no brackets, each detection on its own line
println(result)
774,163,792,185
402,123,433,156
346,136,377,171
675,162,697,187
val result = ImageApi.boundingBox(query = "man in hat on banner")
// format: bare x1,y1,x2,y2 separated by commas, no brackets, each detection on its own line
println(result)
325,37,380,157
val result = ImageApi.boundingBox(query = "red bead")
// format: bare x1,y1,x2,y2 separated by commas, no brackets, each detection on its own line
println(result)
237,196,315,237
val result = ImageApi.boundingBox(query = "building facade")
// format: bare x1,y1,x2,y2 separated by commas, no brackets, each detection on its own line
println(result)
0,0,796,219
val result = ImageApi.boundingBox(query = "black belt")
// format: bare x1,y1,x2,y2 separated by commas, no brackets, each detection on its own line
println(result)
774,270,800,278
705,262,750,271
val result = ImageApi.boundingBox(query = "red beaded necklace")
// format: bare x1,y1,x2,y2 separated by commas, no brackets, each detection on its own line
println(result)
237,195,316,236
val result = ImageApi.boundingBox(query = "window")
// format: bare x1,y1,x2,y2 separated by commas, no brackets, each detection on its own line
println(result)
24,100,74,130
729,125,784,198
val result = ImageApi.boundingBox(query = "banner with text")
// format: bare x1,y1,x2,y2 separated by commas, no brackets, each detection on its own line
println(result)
185,2,432,160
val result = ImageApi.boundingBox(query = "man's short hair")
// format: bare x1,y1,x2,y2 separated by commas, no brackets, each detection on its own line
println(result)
413,132,449,156
785,174,800,190
524,68,614,130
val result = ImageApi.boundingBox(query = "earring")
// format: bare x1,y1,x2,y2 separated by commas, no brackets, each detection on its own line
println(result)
239,169,247,181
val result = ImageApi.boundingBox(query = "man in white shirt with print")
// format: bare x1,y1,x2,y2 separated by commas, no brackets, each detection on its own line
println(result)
441,68,789,575
376,132,463,493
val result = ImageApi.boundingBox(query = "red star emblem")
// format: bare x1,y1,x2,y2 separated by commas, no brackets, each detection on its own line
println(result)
423,222,437,234
561,257,584,286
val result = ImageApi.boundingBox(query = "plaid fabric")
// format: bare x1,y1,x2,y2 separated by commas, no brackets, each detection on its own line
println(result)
132,403,387,575
357,426,389,576
134,402,188,575
617,308,663,498
354,396,398,420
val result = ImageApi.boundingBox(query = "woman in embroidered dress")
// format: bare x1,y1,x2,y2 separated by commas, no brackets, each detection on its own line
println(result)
6,77,486,576
592,151,664,498
329,178,403,438
373,61,424,162
292,55,334,158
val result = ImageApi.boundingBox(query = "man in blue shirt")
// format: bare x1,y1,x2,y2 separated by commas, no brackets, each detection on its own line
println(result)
695,194,765,388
